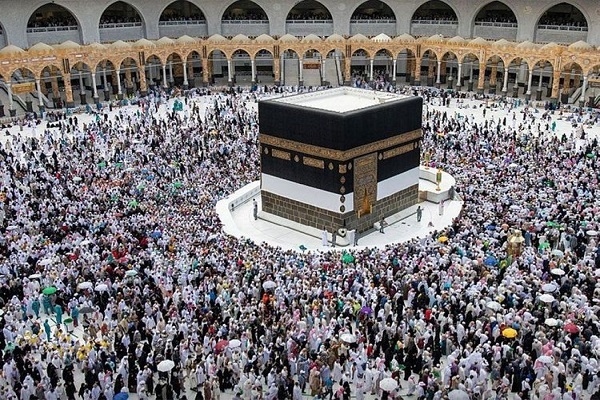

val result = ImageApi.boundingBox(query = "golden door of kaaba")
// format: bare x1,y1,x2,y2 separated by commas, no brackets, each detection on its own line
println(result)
354,152,378,218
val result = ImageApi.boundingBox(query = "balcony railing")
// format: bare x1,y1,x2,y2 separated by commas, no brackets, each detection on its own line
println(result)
99,22,142,29
350,19,396,24
221,20,269,24
474,21,517,28
159,20,206,26
286,20,333,24
537,24,587,31
411,20,458,25
27,25,78,33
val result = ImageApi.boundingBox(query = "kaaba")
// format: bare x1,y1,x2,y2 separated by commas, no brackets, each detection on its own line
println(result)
259,87,422,233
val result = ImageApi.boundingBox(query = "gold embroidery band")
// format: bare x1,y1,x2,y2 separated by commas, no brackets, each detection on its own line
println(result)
383,143,416,160
260,129,422,162
271,149,291,160
303,156,325,169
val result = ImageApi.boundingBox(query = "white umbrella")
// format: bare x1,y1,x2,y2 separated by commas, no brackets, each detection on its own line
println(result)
537,355,553,364
539,294,555,303
551,249,564,258
551,268,565,276
340,333,357,343
262,280,276,290
6,225,18,231
73,176,82,182
79,239,92,246
542,283,557,293
587,230,598,237
125,270,138,277
28,273,42,279
448,389,470,400
38,259,53,266
545,318,559,326
229,339,241,348
157,360,175,372
77,282,93,290
94,284,108,292
379,377,398,392
486,301,502,311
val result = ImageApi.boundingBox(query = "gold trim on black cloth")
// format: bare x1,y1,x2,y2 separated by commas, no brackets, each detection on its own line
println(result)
260,129,422,162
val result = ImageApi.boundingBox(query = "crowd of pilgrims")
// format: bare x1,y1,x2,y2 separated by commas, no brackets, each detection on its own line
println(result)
0,84,599,400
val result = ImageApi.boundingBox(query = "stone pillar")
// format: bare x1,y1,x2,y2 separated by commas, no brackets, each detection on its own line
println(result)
406,58,413,83
168,61,174,85
202,58,209,86
489,63,498,93
456,62,462,91
413,57,421,86
427,59,435,86
116,69,123,100
439,60,446,84
512,68,519,98
183,61,189,89
561,70,571,104
392,58,397,83
536,67,543,101
436,60,442,87
344,58,351,86
477,62,486,94
227,59,233,86
550,69,561,103
187,61,194,88
162,64,168,88
6,82,15,116
102,67,110,101
63,73,74,108
299,58,304,86
502,66,509,94
369,58,374,81
251,58,256,84
36,79,45,113
580,75,588,107
79,70,87,105
124,66,133,95
91,72,99,104
138,67,147,96
525,68,533,101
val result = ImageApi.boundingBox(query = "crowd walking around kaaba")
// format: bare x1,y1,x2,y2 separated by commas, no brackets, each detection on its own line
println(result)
0,81,599,400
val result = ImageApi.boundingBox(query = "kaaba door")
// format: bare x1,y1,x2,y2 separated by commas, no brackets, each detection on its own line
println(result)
354,153,378,218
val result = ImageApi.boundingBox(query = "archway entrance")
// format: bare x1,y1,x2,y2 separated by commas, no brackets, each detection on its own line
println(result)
99,2,144,42
27,3,81,46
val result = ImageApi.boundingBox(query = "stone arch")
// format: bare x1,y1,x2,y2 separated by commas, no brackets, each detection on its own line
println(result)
394,48,417,84
99,1,145,26
222,0,268,21
93,60,118,99
536,2,588,27
159,0,206,22
280,48,301,86
471,1,518,40
286,0,333,21
26,2,82,45
0,21,7,47
206,49,228,85
252,47,273,59
534,2,588,44
411,0,459,22
303,48,322,60
474,1,518,24
351,0,396,20
99,1,146,42
350,48,372,80
39,65,66,109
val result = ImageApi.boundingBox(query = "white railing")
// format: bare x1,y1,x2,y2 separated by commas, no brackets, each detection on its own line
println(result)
350,19,395,23
159,20,206,26
286,20,333,24
411,20,458,25
537,24,587,31
474,21,517,28
27,25,78,33
100,22,142,29
221,20,269,24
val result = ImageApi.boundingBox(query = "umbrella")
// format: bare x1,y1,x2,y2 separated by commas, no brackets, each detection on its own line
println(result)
157,360,175,372
587,230,598,237
173,182,183,189
77,282,93,290
551,268,565,276
340,333,357,343
73,176,82,182
299,245,307,252
262,280,276,290
544,318,559,326
438,236,448,243
6,225,18,231
125,270,138,277
215,340,229,352
128,200,139,207
38,259,53,266
79,306,94,314
448,389,470,400
114,392,128,400
551,249,564,258
94,284,108,292
539,294,555,303
28,273,42,279
341,253,355,263
537,355,553,364
564,323,580,334
360,306,373,315
379,377,398,392
542,283,557,293
539,242,551,249
229,339,241,348
486,301,502,311
502,328,518,339
484,256,498,266
42,287,57,295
